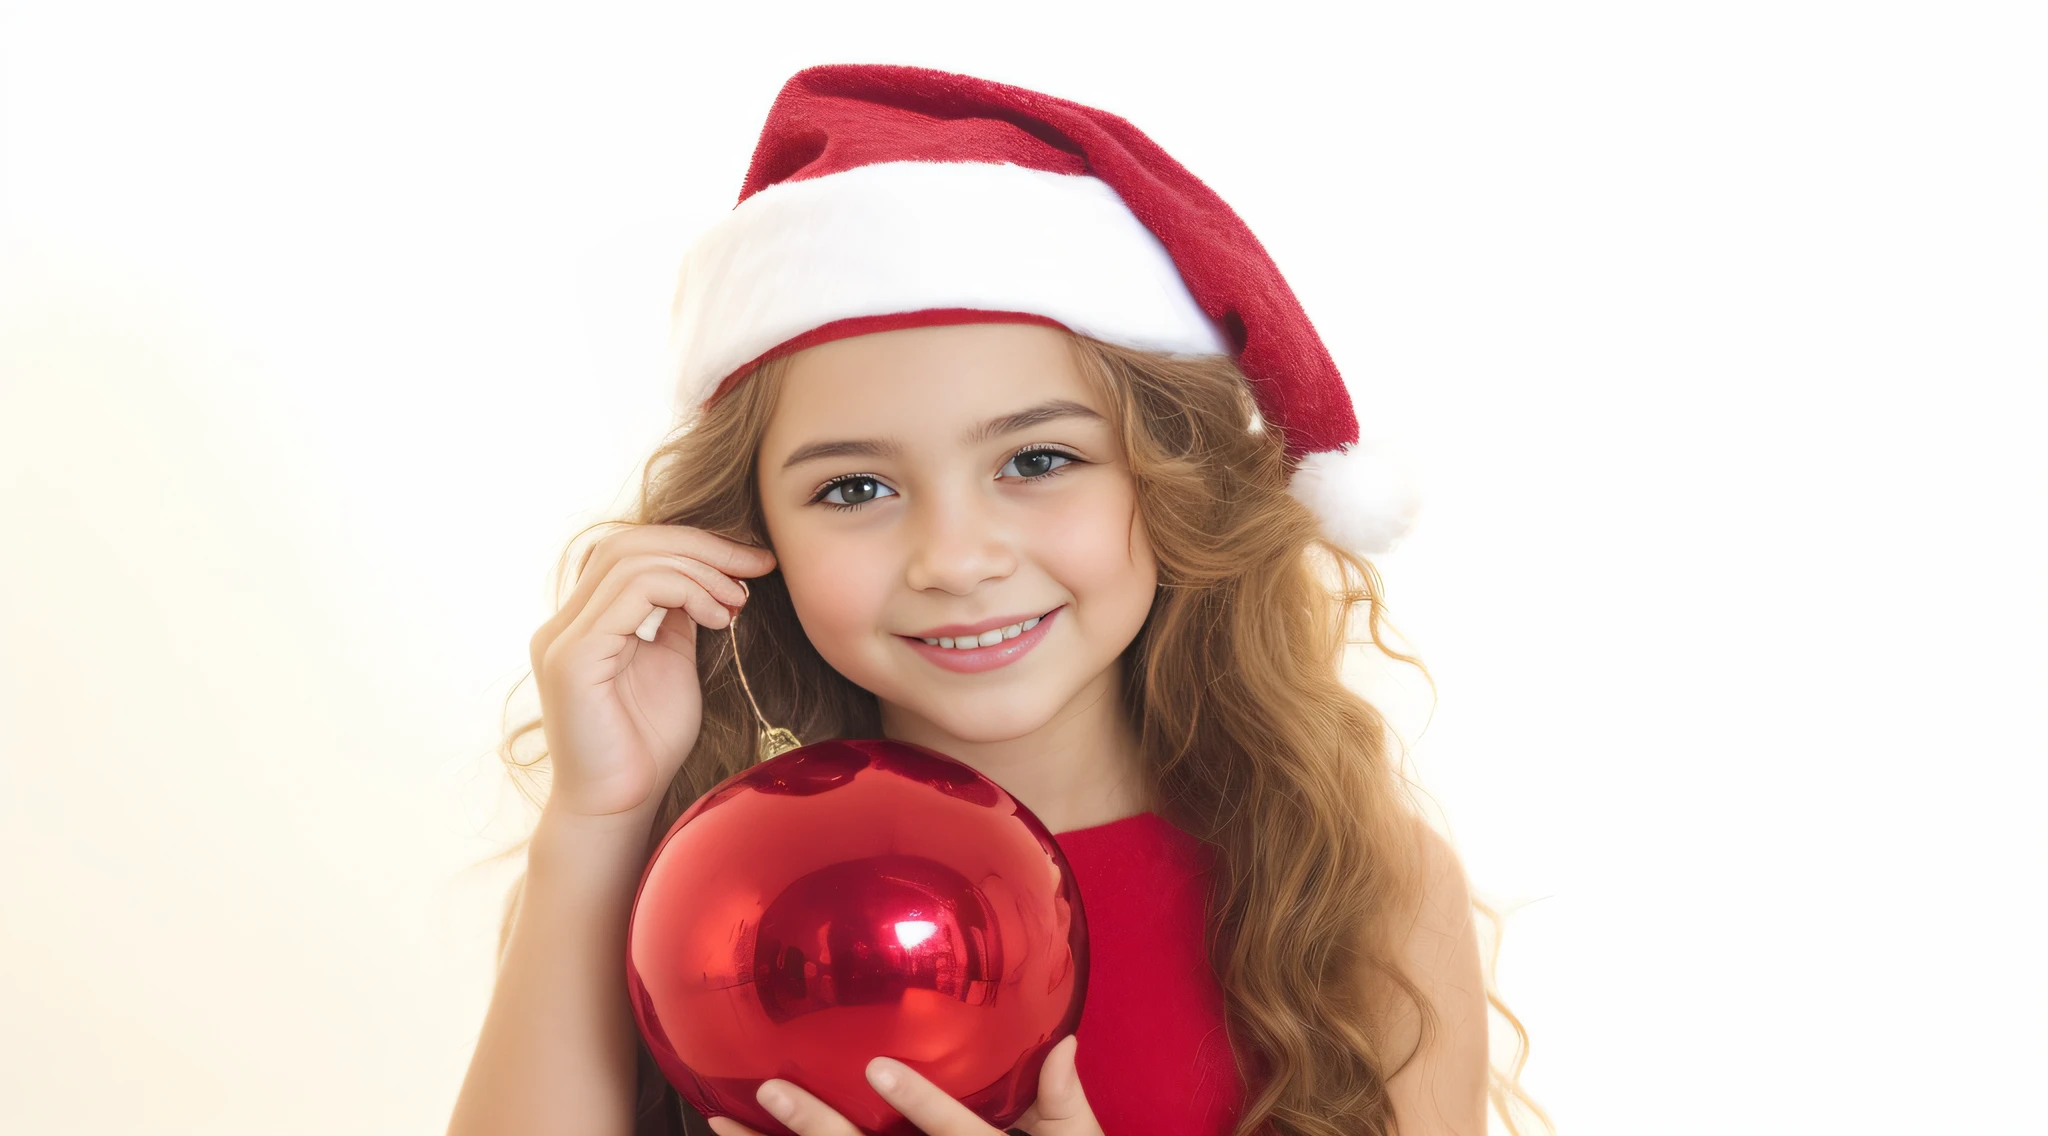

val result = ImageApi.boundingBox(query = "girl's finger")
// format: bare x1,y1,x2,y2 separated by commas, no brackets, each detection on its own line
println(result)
865,1056,1014,1136
635,553,756,641
529,524,772,668
1009,1036,1102,1136
567,553,732,653
707,1118,764,1136
662,551,755,610
754,1078,866,1136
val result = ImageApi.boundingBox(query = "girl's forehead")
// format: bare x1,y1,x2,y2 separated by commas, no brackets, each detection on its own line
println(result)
766,324,1104,435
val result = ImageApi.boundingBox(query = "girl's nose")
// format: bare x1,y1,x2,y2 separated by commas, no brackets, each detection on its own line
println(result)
903,494,1018,595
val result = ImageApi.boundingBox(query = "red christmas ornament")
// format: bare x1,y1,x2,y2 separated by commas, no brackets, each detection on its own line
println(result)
626,738,1090,1136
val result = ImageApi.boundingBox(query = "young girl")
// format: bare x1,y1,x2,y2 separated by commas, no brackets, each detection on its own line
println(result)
449,65,1546,1136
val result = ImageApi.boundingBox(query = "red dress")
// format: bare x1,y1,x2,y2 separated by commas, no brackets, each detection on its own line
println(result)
1054,810,1250,1136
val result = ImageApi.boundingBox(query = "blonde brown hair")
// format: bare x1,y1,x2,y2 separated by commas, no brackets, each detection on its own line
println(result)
488,332,1551,1136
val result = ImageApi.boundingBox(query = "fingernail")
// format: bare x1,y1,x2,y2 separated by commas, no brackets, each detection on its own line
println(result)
759,1083,792,1119
867,1059,899,1092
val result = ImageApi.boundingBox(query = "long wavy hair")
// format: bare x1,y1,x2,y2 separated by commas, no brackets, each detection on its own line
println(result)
485,331,1551,1136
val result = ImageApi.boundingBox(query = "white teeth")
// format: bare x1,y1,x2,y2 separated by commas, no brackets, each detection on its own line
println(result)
920,614,1046,650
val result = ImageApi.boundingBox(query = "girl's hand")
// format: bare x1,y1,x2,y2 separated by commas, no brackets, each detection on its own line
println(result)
527,523,777,818
705,1034,1101,1136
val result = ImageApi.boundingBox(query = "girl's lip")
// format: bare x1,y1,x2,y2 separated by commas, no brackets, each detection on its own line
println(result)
898,606,1062,674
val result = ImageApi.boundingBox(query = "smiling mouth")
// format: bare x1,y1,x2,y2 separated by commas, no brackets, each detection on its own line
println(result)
894,606,1065,674
901,607,1060,650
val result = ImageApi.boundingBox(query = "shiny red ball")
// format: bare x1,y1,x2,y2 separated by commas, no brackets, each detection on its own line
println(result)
626,738,1090,1136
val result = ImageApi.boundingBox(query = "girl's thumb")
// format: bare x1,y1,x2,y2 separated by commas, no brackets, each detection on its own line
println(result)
1030,1034,1099,1134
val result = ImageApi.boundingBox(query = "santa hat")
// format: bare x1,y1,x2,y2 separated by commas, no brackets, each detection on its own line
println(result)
668,64,1422,554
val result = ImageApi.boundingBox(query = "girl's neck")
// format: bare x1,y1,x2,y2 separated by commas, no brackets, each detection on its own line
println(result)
875,665,1151,835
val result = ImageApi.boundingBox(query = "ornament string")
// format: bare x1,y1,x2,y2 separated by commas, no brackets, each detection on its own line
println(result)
727,608,802,762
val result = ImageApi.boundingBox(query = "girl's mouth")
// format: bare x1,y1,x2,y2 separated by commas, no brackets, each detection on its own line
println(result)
898,605,1063,674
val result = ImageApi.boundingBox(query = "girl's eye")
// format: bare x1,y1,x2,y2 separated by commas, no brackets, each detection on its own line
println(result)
814,475,897,511
1001,447,1079,480
809,447,1082,513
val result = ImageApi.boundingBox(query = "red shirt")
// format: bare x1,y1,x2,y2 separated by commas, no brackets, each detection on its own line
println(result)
1053,811,1249,1136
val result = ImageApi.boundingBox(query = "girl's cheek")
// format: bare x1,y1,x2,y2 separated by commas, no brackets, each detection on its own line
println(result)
1043,485,1155,594
782,531,895,656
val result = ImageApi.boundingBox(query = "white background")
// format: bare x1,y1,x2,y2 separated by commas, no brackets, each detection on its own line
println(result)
2,2,2042,1133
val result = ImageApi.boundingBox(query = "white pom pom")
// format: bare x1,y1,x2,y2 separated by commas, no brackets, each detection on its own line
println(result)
1286,439,1424,555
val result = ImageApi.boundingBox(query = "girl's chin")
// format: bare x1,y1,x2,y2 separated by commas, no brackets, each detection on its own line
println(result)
876,693,1059,742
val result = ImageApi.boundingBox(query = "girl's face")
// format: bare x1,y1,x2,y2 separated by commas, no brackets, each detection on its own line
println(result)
757,322,1158,745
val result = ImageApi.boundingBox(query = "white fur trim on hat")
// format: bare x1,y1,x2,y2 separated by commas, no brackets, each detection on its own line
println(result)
1286,440,1424,555
668,159,1231,408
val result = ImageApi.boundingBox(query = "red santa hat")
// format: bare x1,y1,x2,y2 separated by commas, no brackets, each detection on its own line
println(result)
668,63,1422,554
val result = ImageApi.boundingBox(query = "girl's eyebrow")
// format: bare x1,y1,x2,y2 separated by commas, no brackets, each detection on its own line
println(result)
777,399,1105,471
